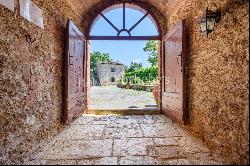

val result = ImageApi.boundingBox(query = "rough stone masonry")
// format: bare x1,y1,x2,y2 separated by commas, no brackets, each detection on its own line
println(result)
0,0,249,165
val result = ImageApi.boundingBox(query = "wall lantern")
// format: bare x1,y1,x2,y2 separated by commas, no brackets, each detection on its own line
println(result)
200,8,221,36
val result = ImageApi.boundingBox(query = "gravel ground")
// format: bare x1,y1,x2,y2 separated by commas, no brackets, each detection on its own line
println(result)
89,86,158,110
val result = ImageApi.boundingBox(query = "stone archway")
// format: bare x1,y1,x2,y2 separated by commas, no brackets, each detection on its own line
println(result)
79,0,168,112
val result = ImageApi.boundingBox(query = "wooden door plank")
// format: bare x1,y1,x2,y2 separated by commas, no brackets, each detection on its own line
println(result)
64,20,87,124
161,20,187,124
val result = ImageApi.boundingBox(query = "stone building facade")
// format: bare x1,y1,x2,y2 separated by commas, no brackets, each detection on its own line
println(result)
95,61,125,86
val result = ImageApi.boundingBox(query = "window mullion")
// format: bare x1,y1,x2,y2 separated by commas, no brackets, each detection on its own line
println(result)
123,3,126,30
128,12,149,33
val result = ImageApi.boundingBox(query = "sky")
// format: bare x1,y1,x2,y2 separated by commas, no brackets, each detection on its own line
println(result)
90,7,159,67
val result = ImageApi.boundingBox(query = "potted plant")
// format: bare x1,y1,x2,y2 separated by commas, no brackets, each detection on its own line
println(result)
152,85,159,105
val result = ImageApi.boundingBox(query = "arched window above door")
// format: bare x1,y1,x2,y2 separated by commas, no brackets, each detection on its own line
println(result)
89,2,161,40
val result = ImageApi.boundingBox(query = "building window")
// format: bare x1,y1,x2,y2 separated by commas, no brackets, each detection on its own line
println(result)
111,77,115,82
111,67,116,72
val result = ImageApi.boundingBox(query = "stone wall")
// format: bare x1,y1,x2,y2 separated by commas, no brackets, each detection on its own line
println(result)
96,62,125,86
0,0,83,164
163,0,248,164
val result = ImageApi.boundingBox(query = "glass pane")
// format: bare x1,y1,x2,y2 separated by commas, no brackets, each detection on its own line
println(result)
207,18,215,31
119,31,130,36
90,16,118,36
104,8,123,30
200,21,207,33
125,8,145,30
131,16,159,36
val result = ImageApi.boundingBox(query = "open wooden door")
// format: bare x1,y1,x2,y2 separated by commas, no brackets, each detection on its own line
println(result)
63,20,87,124
161,20,187,124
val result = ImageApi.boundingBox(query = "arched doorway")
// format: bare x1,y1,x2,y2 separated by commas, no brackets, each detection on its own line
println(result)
63,1,188,125
88,2,161,112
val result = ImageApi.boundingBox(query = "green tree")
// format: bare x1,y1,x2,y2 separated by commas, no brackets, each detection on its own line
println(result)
124,65,129,71
143,40,159,67
125,62,143,73
90,51,111,77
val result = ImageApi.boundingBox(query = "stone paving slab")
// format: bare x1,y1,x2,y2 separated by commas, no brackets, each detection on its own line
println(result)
77,157,118,165
107,116,142,125
161,159,191,165
154,137,180,146
187,152,225,165
103,123,144,139
74,115,143,125
119,156,161,165
142,115,171,124
178,136,210,154
45,160,78,165
34,157,118,165
72,116,110,125
54,124,106,140
43,139,113,160
140,123,185,138
155,146,187,159
25,115,226,165
113,138,154,156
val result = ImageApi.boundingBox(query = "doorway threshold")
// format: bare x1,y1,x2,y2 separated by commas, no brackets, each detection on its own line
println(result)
86,109,161,115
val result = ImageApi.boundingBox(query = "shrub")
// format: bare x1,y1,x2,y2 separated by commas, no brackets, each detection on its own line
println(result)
123,66,158,85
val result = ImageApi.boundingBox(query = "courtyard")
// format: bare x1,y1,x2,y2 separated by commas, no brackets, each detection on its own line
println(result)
89,86,158,110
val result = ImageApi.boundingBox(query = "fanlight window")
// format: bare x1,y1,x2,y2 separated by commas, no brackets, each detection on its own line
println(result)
90,3,160,40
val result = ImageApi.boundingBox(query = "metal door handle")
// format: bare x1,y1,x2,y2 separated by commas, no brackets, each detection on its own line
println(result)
69,53,74,65
177,52,182,66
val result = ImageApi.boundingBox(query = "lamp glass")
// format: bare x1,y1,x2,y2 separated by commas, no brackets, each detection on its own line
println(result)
200,17,207,33
207,17,216,31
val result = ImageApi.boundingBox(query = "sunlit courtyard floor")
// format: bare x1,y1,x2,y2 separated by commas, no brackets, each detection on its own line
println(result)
89,86,158,110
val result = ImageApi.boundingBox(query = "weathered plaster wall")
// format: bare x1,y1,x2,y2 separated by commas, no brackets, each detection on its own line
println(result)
0,0,83,164
163,0,249,164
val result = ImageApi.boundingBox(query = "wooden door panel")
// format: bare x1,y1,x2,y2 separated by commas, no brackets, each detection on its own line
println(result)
64,20,86,124
161,20,187,124
162,94,182,110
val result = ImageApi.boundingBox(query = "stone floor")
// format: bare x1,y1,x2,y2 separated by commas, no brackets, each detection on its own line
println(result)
24,114,225,165
89,86,158,110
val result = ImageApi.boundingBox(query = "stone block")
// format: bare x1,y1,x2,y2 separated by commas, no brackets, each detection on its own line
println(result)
43,139,113,160
119,156,160,165
113,138,154,156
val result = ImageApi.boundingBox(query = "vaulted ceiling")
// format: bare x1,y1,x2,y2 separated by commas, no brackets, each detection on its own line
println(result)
66,0,184,19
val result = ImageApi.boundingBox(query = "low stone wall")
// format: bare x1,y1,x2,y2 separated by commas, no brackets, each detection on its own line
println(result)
117,83,155,92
